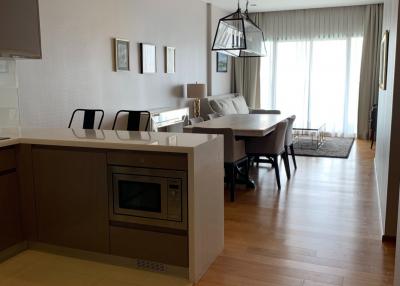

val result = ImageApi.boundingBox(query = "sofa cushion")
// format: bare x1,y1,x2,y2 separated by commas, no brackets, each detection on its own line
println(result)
209,98,237,115
232,95,250,114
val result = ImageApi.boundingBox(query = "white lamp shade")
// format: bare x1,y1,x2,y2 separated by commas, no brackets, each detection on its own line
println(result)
187,83,207,99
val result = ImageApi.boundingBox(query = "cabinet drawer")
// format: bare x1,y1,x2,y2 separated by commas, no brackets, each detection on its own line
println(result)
0,148,16,173
107,151,187,170
110,226,188,267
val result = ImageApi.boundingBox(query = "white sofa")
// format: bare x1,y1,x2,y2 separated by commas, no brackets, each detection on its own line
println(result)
200,93,280,119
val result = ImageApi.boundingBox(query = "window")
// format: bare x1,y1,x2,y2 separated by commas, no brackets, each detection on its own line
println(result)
260,37,363,137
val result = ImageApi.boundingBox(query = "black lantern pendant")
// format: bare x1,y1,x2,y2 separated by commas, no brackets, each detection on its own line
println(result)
212,1,267,57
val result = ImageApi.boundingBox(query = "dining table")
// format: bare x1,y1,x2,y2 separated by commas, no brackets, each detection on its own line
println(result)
184,113,293,189
183,113,291,137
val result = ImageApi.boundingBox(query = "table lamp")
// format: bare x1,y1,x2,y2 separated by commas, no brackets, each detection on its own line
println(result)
187,83,207,118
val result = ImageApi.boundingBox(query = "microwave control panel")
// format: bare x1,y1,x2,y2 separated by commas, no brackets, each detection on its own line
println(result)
167,179,182,222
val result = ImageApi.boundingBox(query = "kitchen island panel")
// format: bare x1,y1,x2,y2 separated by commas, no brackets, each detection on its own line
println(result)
32,147,109,253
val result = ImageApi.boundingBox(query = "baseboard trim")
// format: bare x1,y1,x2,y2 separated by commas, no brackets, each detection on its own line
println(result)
0,241,28,263
28,242,189,279
374,158,385,238
382,235,396,243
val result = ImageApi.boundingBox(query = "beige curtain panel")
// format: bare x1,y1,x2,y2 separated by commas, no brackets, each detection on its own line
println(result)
260,5,365,41
233,13,262,108
233,57,261,109
234,4,383,139
234,6,367,109
357,4,383,139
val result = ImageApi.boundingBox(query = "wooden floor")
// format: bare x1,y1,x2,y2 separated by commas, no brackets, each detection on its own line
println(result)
0,250,191,286
197,140,396,286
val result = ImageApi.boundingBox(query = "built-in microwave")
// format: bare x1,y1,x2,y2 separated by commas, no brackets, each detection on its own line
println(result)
109,166,187,230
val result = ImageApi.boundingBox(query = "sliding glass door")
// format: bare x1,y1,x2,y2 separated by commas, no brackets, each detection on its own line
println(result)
260,37,363,137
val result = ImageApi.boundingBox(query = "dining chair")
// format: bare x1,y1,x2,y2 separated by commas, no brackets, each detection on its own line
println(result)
208,113,222,120
112,110,151,131
68,109,104,129
245,120,289,190
192,127,247,202
189,117,204,125
285,115,297,176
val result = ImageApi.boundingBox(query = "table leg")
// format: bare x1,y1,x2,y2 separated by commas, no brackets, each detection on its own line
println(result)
235,159,256,189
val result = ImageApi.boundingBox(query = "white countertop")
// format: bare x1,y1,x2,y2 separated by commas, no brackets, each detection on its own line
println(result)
0,128,220,154
148,106,189,115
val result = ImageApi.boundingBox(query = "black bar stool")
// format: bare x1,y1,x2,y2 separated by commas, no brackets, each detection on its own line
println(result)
112,110,151,131
68,109,104,129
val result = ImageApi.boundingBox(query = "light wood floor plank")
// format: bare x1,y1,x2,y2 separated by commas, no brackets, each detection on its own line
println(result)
196,140,395,286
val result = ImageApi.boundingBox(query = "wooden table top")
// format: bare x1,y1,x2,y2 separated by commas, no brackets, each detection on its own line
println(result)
184,114,291,137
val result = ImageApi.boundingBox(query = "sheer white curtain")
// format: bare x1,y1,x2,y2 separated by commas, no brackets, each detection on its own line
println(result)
259,6,365,137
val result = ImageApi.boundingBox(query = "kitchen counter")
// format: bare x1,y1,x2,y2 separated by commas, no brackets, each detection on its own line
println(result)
0,127,224,283
0,128,219,153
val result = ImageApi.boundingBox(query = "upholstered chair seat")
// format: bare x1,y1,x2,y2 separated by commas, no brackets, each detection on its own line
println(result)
192,127,247,201
245,120,289,190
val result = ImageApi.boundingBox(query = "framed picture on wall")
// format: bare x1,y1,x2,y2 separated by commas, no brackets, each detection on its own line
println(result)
165,46,176,74
379,30,389,90
114,38,130,71
140,43,157,74
217,52,228,73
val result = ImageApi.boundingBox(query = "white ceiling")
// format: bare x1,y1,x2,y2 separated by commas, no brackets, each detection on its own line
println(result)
204,0,383,12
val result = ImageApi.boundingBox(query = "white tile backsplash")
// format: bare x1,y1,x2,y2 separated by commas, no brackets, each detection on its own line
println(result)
0,61,8,73
0,59,19,127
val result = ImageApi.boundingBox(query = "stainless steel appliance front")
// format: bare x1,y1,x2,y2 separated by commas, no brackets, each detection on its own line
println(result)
109,166,187,230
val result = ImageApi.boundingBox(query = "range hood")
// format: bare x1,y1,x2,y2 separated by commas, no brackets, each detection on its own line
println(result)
0,0,42,59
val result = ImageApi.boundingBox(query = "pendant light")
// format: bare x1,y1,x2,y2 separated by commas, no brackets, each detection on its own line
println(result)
212,0,267,57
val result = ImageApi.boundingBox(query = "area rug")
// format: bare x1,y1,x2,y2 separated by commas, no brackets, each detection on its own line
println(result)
292,137,355,159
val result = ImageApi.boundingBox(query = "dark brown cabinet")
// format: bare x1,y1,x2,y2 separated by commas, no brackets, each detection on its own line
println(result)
2,144,190,269
110,226,188,267
0,148,22,251
32,147,109,253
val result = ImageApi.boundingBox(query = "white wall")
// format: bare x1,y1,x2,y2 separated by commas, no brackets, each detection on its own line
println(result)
0,59,19,127
375,0,400,237
209,5,232,96
15,0,217,128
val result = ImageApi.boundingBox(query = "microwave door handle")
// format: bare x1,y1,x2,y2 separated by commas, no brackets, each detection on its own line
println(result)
160,178,169,220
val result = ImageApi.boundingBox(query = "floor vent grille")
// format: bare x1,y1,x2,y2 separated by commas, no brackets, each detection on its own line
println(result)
136,259,166,273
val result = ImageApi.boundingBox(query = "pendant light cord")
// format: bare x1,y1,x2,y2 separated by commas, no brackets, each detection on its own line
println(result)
244,0,250,17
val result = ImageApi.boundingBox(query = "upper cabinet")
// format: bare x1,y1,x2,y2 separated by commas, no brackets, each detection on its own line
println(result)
0,0,41,59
